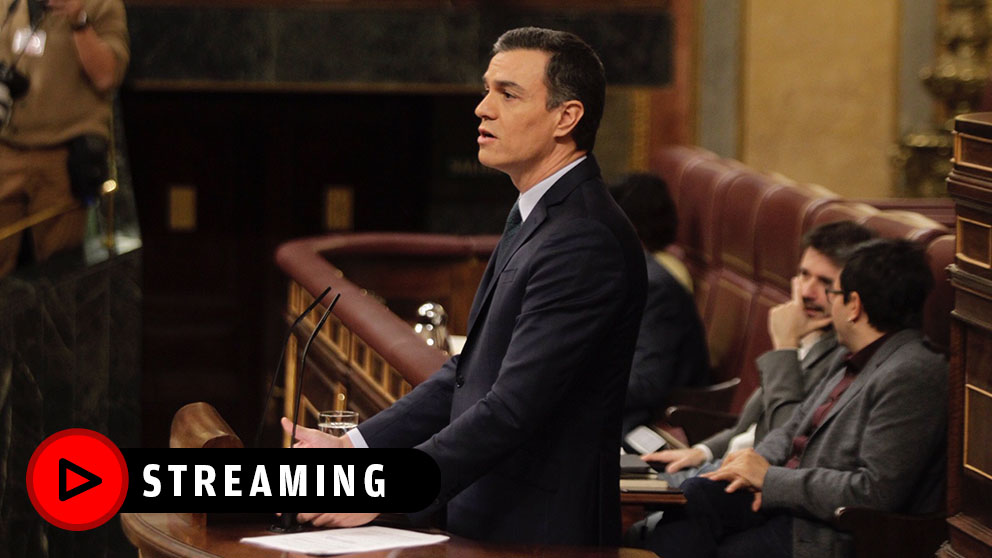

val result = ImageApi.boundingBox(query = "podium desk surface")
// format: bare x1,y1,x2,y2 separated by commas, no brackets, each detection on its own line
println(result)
121,513,657,558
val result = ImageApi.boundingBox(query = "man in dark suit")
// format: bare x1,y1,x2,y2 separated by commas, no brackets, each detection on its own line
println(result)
282,27,647,546
646,238,947,558
608,174,710,438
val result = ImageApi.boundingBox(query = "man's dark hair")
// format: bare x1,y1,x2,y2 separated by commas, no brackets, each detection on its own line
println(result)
609,173,677,251
801,221,876,267
493,27,606,152
840,238,934,333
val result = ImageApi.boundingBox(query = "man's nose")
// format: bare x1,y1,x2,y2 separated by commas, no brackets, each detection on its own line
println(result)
799,276,819,300
475,93,495,120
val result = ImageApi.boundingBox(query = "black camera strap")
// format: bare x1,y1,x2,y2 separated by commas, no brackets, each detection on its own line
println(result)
3,0,46,74
25,0,42,28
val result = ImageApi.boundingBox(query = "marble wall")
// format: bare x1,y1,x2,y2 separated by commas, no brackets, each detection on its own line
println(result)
741,0,901,199
697,0,937,198
125,5,674,87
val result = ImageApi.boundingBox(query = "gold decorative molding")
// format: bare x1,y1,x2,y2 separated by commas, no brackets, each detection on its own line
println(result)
630,88,652,172
964,383,992,481
897,0,989,195
167,185,197,231
957,216,992,268
954,131,992,173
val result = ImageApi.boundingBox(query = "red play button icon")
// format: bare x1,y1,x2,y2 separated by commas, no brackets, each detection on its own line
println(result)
60,458,103,501
27,429,128,531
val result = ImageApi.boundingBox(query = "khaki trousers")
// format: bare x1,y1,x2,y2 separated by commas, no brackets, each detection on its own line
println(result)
0,141,87,276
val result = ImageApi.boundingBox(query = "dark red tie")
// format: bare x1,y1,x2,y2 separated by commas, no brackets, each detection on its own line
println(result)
785,369,858,469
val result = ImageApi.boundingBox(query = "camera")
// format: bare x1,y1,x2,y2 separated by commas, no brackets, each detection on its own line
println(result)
0,63,30,129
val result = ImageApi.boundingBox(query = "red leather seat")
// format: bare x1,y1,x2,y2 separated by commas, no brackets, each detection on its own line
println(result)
651,145,956,417
757,184,838,292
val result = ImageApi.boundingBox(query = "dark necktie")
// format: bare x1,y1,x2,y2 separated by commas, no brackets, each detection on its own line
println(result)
492,201,522,271
503,200,523,245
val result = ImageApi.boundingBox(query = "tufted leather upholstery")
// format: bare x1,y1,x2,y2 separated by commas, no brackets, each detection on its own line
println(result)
652,146,953,414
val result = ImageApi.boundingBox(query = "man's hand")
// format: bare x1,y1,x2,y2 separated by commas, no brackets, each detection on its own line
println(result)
296,512,380,528
641,447,707,473
278,419,367,527
701,449,770,511
768,276,832,349
702,449,770,512
280,417,354,449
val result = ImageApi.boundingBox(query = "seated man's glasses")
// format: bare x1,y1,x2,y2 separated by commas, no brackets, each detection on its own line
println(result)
825,287,846,301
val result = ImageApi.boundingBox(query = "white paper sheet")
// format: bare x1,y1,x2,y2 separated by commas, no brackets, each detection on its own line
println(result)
241,526,449,555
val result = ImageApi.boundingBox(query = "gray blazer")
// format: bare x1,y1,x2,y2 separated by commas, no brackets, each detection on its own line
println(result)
757,329,948,558
702,332,840,458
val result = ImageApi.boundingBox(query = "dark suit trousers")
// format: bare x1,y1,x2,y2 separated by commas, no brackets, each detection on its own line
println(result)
645,477,792,558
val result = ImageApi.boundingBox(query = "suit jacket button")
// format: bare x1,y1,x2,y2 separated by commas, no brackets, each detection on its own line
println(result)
455,376,464,388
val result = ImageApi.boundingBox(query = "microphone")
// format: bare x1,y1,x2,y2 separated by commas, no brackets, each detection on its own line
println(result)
252,285,331,449
274,291,341,533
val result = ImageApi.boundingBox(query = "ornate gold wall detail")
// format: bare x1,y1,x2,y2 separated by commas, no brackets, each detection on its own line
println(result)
630,88,652,172
896,0,990,196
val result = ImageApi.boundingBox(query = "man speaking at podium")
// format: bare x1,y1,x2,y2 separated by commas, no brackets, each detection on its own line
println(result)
283,27,647,546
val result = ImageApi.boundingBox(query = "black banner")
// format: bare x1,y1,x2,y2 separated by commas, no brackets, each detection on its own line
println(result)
118,449,439,513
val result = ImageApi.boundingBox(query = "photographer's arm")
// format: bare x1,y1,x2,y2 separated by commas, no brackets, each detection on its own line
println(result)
47,0,121,92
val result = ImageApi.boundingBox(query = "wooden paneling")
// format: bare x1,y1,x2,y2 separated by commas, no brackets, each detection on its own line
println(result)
124,90,434,447
941,113,992,557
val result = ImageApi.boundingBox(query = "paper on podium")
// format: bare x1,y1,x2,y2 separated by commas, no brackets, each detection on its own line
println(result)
241,526,449,555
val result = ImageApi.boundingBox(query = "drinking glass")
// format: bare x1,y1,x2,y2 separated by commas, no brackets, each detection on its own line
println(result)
318,410,358,437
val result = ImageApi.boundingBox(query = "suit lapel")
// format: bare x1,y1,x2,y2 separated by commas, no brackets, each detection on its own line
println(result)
801,331,838,372
810,329,921,435
463,156,601,340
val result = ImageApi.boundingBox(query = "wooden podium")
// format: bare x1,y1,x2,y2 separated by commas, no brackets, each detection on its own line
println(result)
120,513,657,558
942,112,992,557
130,403,659,557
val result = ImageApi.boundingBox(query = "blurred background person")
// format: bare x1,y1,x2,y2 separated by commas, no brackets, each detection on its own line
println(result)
0,0,129,276
610,173,710,438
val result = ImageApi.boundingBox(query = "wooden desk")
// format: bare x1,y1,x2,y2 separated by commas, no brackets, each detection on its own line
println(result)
121,513,657,558
620,489,686,533
621,490,686,506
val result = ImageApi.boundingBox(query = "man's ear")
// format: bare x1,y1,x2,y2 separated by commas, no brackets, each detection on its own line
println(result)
847,291,863,323
553,100,585,139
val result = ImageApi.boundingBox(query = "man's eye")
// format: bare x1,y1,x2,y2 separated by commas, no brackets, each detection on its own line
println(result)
503,91,515,99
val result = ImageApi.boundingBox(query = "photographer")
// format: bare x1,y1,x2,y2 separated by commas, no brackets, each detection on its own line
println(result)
0,0,128,276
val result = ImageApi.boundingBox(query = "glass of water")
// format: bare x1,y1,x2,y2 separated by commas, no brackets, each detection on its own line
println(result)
318,410,358,437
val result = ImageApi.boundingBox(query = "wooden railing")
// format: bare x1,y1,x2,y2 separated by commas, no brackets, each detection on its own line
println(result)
274,233,498,443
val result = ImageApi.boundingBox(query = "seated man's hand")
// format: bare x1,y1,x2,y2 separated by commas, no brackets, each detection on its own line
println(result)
768,276,832,349
701,449,769,496
701,449,770,512
641,447,707,473
296,512,380,528
280,417,354,449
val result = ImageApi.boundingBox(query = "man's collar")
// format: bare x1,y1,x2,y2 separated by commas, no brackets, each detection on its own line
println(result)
800,329,826,352
845,332,893,373
517,155,587,222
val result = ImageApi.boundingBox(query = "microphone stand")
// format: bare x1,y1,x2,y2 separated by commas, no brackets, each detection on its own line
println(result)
272,292,341,533
253,285,332,449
